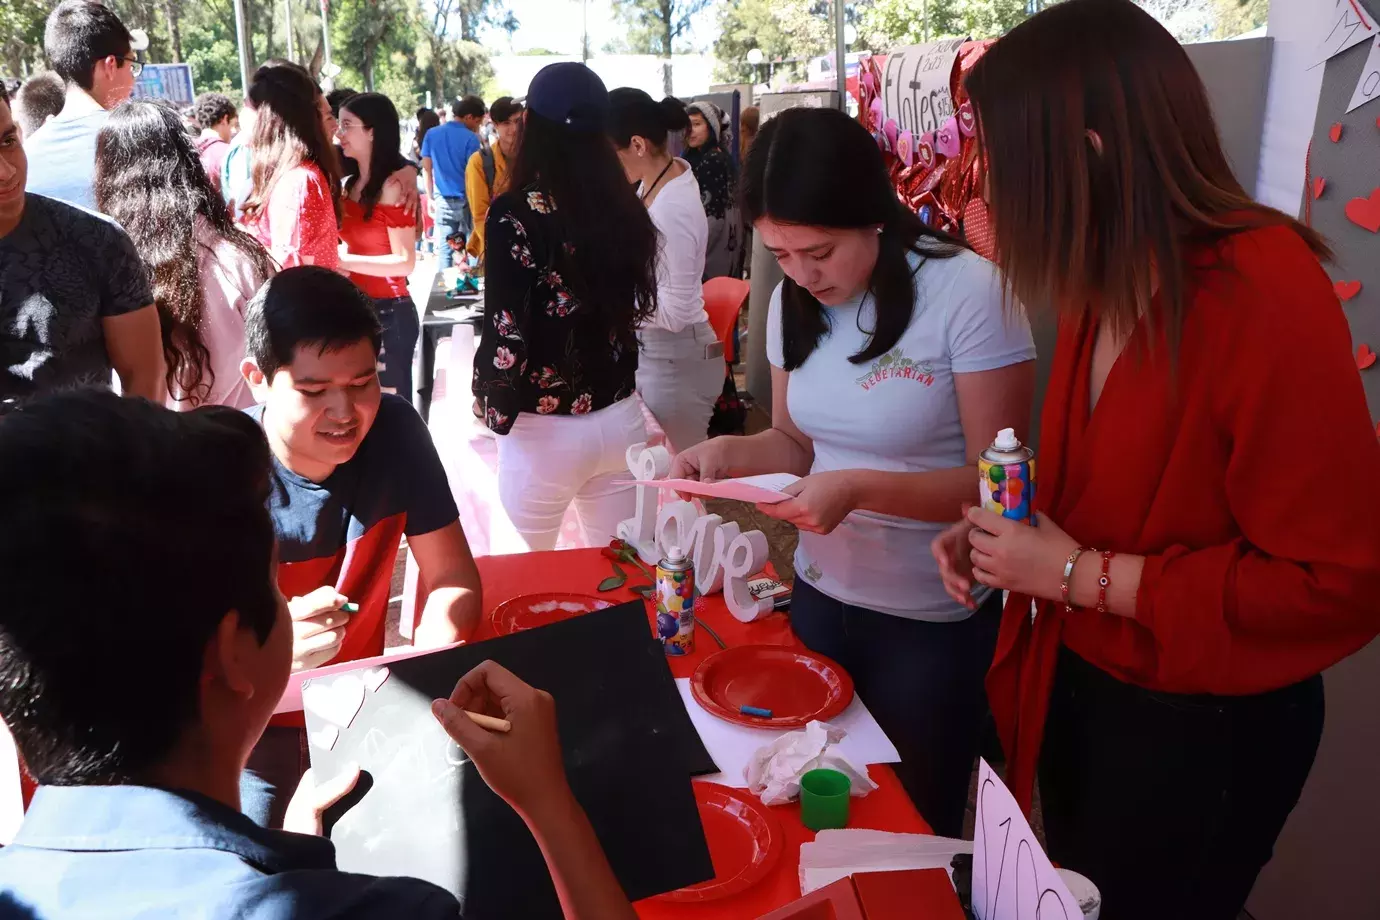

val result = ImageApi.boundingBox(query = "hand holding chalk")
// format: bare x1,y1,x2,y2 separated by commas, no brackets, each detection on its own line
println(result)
288,586,354,672
432,660,571,816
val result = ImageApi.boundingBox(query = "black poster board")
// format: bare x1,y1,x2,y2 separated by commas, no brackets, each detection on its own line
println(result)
304,603,716,918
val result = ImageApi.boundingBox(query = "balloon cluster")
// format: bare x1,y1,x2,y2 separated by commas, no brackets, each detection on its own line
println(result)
856,43,996,260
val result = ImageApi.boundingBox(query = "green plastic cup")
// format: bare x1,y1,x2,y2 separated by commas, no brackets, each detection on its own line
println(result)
800,768,851,830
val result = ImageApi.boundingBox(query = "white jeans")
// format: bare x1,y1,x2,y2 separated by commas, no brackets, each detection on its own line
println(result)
636,321,724,453
495,396,649,552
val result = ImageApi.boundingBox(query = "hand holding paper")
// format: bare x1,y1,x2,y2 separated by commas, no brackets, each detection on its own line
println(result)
756,470,859,535
633,473,802,505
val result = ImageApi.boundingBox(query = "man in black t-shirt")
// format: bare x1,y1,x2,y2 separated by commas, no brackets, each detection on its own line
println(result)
0,80,164,410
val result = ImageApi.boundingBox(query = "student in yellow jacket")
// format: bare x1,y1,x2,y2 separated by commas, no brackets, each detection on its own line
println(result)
465,96,525,261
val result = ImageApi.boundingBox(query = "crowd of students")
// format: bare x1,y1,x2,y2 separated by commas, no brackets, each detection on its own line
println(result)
2,0,1380,918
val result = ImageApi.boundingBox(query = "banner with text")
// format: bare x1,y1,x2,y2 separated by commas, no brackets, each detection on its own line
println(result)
880,38,967,137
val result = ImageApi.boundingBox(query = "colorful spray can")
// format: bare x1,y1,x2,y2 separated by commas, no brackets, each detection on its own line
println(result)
655,546,695,656
979,428,1036,525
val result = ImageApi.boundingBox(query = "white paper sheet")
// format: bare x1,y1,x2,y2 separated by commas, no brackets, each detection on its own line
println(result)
972,758,1082,920
678,679,900,788
631,473,801,505
275,641,465,715
799,829,973,894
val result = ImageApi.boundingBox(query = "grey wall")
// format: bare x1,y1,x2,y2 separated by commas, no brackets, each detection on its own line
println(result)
1245,24,1380,920
1184,38,1275,193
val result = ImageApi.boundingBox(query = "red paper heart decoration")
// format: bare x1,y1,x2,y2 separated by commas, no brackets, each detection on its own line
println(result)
1345,189,1380,232
1330,123,1343,142
1337,280,1362,301
957,101,976,138
1358,344,1377,370
1314,177,1327,199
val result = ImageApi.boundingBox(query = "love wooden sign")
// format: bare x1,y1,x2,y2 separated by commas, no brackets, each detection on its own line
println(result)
617,443,775,623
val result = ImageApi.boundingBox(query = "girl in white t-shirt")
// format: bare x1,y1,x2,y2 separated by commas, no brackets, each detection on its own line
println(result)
670,107,1036,837
608,88,724,452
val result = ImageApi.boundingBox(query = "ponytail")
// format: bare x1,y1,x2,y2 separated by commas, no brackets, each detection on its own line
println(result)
608,87,684,149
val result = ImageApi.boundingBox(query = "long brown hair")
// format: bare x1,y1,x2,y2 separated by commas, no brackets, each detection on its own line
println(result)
966,0,1328,352
95,101,273,406
240,63,341,226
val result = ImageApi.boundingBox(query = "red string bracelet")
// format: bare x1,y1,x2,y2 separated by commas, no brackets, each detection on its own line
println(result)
1096,550,1115,615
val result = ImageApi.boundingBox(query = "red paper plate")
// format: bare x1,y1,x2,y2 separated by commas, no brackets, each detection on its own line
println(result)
656,782,782,902
489,593,613,636
691,645,854,728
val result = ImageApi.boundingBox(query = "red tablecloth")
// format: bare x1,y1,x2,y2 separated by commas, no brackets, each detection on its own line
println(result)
474,549,934,919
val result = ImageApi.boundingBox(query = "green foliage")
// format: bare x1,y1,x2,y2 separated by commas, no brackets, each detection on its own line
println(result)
612,0,711,56
858,0,1033,50
712,0,836,84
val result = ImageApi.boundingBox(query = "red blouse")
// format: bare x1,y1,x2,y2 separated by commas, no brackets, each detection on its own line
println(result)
339,198,413,299
988,224,1380,811
245,163,339,272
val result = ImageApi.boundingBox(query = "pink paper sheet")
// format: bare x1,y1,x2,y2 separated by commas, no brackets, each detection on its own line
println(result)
631,473,801,505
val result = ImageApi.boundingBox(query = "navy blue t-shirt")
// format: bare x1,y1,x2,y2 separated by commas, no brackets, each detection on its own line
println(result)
246,394,459,664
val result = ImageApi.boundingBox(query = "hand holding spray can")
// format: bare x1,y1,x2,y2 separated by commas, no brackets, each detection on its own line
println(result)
979,428,1036,525
656,547,695,656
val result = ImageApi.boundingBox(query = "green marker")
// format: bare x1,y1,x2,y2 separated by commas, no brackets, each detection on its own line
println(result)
341,602,359,613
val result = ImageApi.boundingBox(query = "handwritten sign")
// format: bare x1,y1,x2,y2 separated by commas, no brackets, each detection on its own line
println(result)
882,39,967,136
972,758,1083,920
1314,0,1377,68
1348,34,1380,111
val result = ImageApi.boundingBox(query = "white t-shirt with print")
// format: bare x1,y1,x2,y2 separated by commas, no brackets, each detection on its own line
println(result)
766,248,1036,621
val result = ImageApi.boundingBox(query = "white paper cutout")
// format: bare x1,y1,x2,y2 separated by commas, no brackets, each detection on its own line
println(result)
302,673,366,730
363,666,389,693
689,514,727,593
616,442,671,565
723,531,774,622
309,724,340,751
655,500,699,559
1314,0,1377,69
1347,34,1380,110
972,758,1082,920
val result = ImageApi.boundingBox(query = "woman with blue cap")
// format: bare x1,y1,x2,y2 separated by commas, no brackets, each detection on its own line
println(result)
473,63,661,550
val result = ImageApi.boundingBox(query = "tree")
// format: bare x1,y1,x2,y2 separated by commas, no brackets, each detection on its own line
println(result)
712,0,835,86
858,0,1030,51
612,0,711,95
333,0,410,91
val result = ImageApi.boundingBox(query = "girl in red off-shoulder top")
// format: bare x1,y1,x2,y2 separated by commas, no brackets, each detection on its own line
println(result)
933,4,1380,919
336,93,420,404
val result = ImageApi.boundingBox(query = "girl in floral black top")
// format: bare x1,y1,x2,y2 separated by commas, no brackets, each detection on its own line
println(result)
474,186,641,432
473,62,660,550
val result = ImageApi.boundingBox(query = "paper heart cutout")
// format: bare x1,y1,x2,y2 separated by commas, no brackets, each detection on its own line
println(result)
897,129,915,167
935,116,961,159
302,673,366,729
1337,280,1363,302
869,98,884,127
1346,189,1380,232
862,71,877,94
363,666,389,693
309,724,339,751
957,101,976,137
917,133,936,170
1314,177,1327,199
1330,123,1343,143
1358,343,1377,370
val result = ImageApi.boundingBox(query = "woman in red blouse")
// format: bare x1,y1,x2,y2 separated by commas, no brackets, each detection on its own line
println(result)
932,2,1380,917
336,93,419,404
238,65,341,271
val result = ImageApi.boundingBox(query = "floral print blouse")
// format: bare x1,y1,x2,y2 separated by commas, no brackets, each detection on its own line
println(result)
473,186,639,435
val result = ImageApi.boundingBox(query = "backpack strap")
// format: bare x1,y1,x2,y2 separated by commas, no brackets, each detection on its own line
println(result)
480,145,497,194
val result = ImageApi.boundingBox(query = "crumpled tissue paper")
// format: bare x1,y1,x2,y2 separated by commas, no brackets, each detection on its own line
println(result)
744,720,879,806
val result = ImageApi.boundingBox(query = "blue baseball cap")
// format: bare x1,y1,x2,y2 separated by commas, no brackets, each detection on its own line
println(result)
525,62,609,133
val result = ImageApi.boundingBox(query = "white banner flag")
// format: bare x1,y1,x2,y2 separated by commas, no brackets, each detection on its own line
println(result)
1348,35,1380,110
1313,0,1377,68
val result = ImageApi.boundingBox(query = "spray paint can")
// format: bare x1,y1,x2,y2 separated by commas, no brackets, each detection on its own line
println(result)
655,546,695,656
979,428,1036,525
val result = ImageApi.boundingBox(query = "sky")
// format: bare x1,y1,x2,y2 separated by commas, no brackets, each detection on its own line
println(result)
478,0,717,56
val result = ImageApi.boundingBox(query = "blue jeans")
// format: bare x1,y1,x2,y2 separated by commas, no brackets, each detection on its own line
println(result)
240,725,307,828
788,581,1001,837
433,195,472,269
375,295,419,404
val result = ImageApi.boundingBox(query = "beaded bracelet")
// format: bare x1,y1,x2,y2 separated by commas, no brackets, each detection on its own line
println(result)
1060,547,1087,613
1096,550,1115,615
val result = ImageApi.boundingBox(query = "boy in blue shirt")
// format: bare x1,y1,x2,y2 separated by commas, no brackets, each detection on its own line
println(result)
0,389,635,920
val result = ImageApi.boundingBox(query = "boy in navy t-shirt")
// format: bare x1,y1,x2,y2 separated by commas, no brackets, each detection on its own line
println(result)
237,266,483,826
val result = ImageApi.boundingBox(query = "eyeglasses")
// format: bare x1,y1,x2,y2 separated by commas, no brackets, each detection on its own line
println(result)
120,56,143,76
